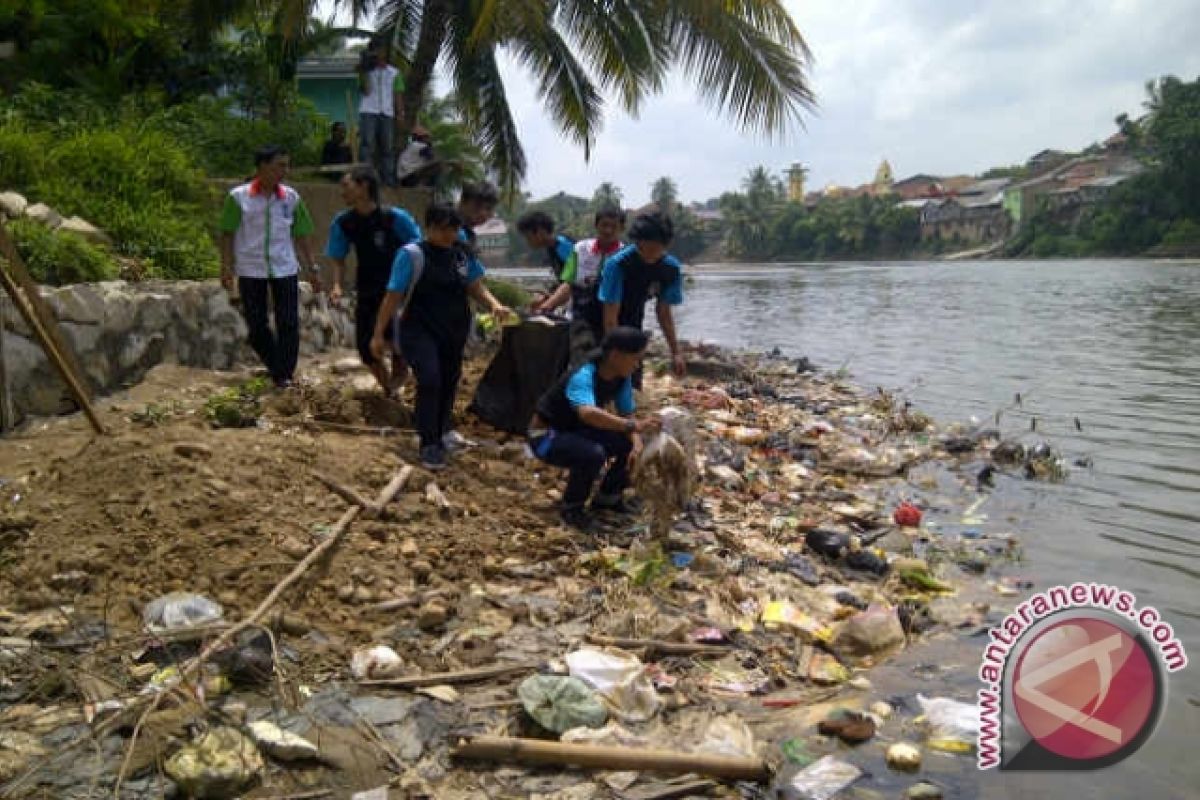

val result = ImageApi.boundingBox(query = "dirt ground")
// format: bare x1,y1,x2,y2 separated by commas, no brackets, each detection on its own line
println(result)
0,344,1018,799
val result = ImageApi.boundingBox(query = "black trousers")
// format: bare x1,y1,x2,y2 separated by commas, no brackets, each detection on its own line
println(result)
400,324,466,448
355,291,385,365
532,427,632,509
239,275,300,384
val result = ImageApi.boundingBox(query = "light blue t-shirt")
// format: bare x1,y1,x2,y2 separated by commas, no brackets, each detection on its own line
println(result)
566,362,635,414
385,244,486,293
324,207,421,259
597,244,684,306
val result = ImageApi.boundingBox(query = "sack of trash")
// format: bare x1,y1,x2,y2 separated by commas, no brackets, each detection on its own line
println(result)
633,430,695,539
143,592,224,634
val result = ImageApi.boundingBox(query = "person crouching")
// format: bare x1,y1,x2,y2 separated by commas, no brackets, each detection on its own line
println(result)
529,327,661,531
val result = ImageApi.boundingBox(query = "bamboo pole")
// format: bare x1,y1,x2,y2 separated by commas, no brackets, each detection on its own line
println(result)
452,736,770,782
0,220,105,434
585,634,731,657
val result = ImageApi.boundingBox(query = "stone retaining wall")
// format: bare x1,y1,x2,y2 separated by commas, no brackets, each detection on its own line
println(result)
2,280,354,425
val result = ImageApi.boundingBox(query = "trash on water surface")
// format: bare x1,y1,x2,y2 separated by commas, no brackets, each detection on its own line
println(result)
773,754,862,800
917,694,979,754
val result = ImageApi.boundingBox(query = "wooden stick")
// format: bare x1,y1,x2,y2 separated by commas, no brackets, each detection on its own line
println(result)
357,661,538,688
294,418,405,437
452,736,770,782
313,471,376,511
112,466,413,795
585,634,731,657
0,221,105,434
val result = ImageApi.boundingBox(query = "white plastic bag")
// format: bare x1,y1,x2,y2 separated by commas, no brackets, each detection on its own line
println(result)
350,645,405,680
775,755,861,800
142,592,223,633
565,647,662,722
917,694,979,753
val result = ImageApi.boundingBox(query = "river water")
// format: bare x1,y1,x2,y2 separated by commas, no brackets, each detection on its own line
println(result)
671,259,1200,798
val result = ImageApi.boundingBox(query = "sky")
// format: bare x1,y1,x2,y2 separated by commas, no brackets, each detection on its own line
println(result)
327,0,1200,205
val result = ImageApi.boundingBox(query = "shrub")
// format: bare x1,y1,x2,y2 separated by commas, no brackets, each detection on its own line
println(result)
483,276,531,309
0,124,50,191
6,218,119,285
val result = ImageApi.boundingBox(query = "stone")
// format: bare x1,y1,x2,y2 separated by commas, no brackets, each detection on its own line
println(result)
869,701,893,719
332,356,365,374
818,711,876,743
24,202,62,228
904,782,943,800
48,571,91,593
58,215,112,246
416,599,449,630
400,538,419,556
886,743,922,771
833,606,906,659
706,464,745,488
247,721,319,762
174,442,213,460
0,191,28,218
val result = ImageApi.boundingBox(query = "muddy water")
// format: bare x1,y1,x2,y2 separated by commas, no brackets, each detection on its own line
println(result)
672,260,1199,799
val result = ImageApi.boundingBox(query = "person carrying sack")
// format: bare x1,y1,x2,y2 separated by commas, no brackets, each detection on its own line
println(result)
370,204,512,470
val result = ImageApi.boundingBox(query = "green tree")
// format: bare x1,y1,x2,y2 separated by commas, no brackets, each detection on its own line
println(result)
650,176,679,215
591,182,624,211
370,0,813,191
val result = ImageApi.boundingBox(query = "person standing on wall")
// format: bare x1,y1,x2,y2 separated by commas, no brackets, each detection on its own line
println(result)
218,145,319,389
358,41,404,187
326,165,422,396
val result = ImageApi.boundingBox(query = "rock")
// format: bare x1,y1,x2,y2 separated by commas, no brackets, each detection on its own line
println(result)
886,742,922,771
278,537,309,559
331,356,365,374
818,711,876,743
0,191,28,218
164,726,263,799
174,442,213,460
400,538,419,556
336,585,355,602
411,559,434,579
24,202,62,228
58,215,112,246
417,599,449,630
904,782,944,800
352,586,375,604
869,701,894,719
833,606,905,658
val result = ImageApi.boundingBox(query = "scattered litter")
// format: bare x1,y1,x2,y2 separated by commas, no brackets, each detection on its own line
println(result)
519,674,608,733
350,645,405,680
142,592,223,633
566,647,662,722
247,720,319,762
774,754,862,800
917,694,979,754
164,726,264,798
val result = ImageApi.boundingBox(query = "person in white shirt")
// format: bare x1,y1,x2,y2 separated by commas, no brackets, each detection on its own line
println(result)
358,43,405,187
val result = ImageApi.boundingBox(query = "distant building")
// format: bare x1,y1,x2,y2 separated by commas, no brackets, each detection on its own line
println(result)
919,177,1012,244
892,174,944,200
296,56,361,124
473,217,509,263
1002,154,1142,226
786,163,808,203
870,159,895,196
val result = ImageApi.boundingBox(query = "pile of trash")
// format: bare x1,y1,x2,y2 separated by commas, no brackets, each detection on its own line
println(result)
0,345,1045,798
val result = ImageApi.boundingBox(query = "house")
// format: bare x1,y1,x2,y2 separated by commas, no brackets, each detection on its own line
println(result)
1002,154,1142,226
296,56,361,124
892,174,944,200
1026,149,1070,176
473,217,509,263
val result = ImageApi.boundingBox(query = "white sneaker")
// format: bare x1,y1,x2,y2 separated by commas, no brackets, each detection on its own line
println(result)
442,430,476,452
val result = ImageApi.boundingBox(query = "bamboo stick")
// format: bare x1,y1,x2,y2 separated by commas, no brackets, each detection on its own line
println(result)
0,221,105,434
452,736,770,782
585,634,731,657
357,661,539,688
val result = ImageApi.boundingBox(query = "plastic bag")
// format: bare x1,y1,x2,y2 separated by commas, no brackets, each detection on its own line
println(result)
633,432,694,538
696,714,756,758
565,647,662,722
247,721,319,762
350,645,405,680
469,320,570,433
518,675,608,734
164,727,263,799
917,694,979,753
142,592,223,633
773,755,862,800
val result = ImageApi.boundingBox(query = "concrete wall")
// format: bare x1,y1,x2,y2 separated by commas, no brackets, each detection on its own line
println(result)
1,280,355,426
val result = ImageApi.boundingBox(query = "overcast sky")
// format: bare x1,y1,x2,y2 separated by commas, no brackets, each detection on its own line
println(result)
332,1,1200,205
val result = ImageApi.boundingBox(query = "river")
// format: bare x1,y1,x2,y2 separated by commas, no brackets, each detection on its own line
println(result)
672,259,1199,798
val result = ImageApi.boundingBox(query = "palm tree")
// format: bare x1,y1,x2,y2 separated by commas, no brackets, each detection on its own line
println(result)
370,0,813,192
591,181,624,211
417,94,487,199
651,176,679,215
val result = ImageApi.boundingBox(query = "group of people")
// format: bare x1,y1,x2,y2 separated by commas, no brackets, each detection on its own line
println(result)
219,146,688,532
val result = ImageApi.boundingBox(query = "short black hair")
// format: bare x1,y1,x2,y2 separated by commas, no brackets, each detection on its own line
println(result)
516,211,555,235
601,326,650,356
594,205,626,227
628,212,673,244
346,164,380,204
460,181,499,206
331,121,346,132
425,203,464,229
254,144,288,167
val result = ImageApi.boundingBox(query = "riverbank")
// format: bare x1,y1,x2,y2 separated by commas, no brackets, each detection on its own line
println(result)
0,341,1037,798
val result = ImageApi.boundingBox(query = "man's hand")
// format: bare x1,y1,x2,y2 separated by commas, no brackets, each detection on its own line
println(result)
629,436,644,468
491,303,515,324
671,352,687,378
635,416,662,435
370,334,388,362
329,283,344,304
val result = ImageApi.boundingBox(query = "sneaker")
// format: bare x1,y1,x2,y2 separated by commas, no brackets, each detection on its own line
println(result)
592,495,643,516
442,430,476,452
560,506,597,533
419,444,447,471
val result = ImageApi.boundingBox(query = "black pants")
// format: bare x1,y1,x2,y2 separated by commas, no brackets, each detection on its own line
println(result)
401,324,466,448
239,275,300,383
355,291,385,365
532,427,631,509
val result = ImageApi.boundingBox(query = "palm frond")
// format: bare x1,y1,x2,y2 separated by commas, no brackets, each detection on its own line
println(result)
655,0,814,134
507,20,604,159
467,0,546,50
374,0,426,64
556,0,665,114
